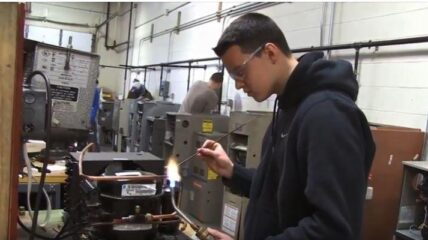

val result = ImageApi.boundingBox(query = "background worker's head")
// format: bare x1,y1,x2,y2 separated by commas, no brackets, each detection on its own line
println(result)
213,13,294,102
132,79,141,88
208,72,224,90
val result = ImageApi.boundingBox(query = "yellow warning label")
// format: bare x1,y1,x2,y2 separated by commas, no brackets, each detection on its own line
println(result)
207,169,218,180
202,120,213,133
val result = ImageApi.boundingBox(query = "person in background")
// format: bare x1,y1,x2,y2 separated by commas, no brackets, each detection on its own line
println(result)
178,72,223,114
127,79,146,99
142,88,154,101
89,80,100,152
197,13,376,240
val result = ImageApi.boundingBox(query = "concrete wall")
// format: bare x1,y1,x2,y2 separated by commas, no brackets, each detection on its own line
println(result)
132,2,428,129
24,2,428,129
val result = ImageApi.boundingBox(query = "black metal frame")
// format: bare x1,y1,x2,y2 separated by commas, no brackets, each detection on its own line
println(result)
103,35,428,111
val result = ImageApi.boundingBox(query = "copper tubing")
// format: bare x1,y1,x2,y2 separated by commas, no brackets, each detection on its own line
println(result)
91,219,181,227
78,143,166,182
151,212,177,221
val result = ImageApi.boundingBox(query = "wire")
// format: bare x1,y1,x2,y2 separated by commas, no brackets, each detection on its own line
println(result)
24,71,52,240
23,143,52,227
18,217,78,240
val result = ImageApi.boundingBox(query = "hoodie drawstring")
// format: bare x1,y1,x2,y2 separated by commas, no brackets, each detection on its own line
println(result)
271,96,280,153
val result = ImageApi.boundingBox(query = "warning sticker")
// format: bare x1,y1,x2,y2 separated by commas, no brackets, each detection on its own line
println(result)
222,203,240,236
121,184,157,197
51,84,78,101
52,100,77,112
208,169,218,180
202,119,213,133
50,84,79,112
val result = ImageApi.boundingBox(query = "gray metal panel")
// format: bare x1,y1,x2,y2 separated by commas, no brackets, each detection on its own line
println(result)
31,43,100,131
222,111,272,239
146,117,166,158
168,114,229,227
139,101,180,152
186,177,224,227
228,111,272,168
22,88,47,140
221,190,243,238
422,118,428,161
98,102,114,130
173,114,229,177
112,100,121,132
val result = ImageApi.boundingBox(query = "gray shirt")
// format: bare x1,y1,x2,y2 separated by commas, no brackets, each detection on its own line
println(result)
178,81,219,114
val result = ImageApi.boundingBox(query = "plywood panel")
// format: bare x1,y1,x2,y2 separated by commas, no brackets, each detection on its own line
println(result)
0,3,22,239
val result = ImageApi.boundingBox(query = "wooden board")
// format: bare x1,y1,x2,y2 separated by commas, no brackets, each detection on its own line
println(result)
362,127,425,240
0,3,24,239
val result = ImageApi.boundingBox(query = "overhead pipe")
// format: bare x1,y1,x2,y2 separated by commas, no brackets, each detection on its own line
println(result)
36,2,107,15
134,2,190,30
138,2,279,42
291,35,428,53
326,2,336,59
354,47,360,80
104,2,115,50
127,35,428,70
104,2,135,51
123,2,134,97
187,62,192,91
97,3,135,30
163,64,206,69
143,68,147,85
123,57,219,69
320,3,327,47
25,16,93,28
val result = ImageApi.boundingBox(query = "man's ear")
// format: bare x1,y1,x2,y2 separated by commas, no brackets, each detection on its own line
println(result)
265,43,280,64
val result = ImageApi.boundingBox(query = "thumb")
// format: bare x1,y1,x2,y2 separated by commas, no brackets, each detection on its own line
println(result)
207,228,224,238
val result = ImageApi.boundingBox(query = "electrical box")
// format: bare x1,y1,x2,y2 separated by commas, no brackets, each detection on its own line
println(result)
22,88,47,140
146,116,167,158
221,111,272,239
139,101,180,153
395,161,428,240
164,113,229,227
24,39,100,132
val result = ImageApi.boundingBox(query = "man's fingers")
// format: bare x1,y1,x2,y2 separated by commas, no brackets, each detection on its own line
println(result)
207,228,223,237
207,228,231,240
197,147,217,158
201,140,216,149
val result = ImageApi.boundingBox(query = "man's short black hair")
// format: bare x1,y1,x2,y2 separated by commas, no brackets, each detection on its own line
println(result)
213,13,291,57
210,72,223,83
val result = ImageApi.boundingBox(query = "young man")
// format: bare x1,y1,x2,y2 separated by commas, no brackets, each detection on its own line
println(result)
178,72,223,114
197,13,376,240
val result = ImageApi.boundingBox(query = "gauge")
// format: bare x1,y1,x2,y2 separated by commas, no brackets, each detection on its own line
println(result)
24,93,36,104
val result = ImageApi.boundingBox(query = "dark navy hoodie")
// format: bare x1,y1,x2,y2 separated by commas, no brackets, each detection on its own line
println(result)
224,52,376,240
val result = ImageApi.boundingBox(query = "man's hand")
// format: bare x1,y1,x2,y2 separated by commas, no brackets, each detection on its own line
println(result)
207,228,233,240
197,140,234,179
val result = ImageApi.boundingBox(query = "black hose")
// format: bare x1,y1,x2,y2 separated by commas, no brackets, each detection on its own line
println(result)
25,71,52,240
